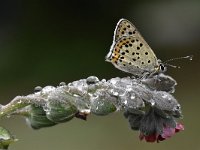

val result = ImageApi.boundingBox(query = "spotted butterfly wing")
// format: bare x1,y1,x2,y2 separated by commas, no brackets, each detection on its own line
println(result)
114,19,149,44
113,18,137,41
106,18,160,77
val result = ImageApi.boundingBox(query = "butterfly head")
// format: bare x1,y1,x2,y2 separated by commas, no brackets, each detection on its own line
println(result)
158,63,167,73
154,59,167,74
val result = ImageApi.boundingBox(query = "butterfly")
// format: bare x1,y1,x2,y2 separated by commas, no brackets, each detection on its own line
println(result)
105,18,166,78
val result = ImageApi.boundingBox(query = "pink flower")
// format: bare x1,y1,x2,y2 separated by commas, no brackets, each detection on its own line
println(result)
139,123,184,143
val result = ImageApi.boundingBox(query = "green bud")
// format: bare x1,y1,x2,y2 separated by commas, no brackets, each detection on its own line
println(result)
46,101,78,123
27,105,56,129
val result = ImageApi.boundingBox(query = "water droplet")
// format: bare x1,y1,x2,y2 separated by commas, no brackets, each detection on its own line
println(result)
110,89,119,96
162,94,168,99
80,109,91,114
126,86,132,92
59,82,66,86
86,76,99,84
73,94,80,97
149,99,155,106
43,104,51,112
34,86,42,93
17,100,22,104
46,111,50,115
101,79,106,82
113,92,119,96
109,78,120,85
124,100,127,105
119,91,126,97
130,94,135,100
68,83,73,87
42,86,55,94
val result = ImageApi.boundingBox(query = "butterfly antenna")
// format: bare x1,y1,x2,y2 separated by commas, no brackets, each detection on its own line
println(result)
163,55,193,69
164,55,193,63
164,63,181,69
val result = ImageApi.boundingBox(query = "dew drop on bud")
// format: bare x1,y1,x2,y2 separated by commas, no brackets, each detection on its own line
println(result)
59,82,66,86
34,86,42,93
17,100,22,104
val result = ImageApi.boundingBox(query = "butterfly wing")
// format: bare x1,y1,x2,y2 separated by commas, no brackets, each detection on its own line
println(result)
114,19,153,49
114,18,137,41
106,36,159,76
106,18,159,76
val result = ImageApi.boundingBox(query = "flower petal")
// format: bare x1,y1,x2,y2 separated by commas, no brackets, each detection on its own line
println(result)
145,134,157,142
161,127,175,139
139,133,157,142
175,123,184,132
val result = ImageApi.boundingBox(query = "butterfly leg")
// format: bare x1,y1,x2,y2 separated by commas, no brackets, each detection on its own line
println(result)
138,72,151,82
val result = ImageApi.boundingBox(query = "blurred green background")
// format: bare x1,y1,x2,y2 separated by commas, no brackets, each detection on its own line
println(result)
0,0,199,150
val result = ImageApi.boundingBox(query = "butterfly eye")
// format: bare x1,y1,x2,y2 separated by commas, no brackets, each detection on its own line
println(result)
159,64,166,72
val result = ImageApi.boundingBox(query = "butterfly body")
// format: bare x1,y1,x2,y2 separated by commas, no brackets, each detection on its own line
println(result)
106,18,161,77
